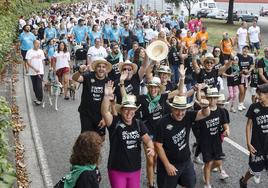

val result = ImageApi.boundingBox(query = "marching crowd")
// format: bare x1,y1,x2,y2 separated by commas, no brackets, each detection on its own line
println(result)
17,1,268,188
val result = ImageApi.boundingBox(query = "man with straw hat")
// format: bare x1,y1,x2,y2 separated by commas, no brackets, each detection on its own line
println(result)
114,58,148,103
154,95,210,188
101,81,155,188
198,88,230,188
72,58,112,136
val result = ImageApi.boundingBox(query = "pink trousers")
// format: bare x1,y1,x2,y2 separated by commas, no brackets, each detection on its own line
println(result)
228,86,238,105
108,169,141,188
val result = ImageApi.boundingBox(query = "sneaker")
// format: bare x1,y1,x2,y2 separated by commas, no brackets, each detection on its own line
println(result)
193,156,203,165
241,104,246,110
253,175,261,184
239,177,247,188
34,100,42,105
212,168,218,172
220,170,229,180
238,104,243,111
230,106,236,113
64,96,70,100
204,184,212,188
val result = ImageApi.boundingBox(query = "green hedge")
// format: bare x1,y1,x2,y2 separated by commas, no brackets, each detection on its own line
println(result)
0,97,16,188
0,0,80,72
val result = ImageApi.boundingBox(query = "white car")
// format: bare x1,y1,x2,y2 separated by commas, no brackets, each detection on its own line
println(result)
215,10,228,20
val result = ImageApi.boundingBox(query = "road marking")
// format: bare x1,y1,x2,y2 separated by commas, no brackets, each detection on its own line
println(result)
224,137,250,156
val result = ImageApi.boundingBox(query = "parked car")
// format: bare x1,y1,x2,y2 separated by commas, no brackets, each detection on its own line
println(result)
260,8,268,16
215,10,228,20
233,12,258,22
197,9,210,18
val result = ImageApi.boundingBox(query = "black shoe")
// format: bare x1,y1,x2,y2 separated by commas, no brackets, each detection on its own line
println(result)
148,183,156,188
64,96,69,100
239,177,247,188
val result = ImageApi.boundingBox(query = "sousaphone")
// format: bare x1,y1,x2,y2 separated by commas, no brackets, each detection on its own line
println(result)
146,40,169,61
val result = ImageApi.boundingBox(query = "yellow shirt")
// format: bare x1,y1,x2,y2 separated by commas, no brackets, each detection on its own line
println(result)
196,31,208,50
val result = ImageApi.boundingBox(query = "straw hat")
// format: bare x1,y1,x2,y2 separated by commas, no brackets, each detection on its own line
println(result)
157,65,172,75
146,77,165,93
206,87,221,98
119,60,138,74
91,59,112,73
201,53,216,64
115,95,141,113
217,94,229,105
167,95,194,109
146,40,169,61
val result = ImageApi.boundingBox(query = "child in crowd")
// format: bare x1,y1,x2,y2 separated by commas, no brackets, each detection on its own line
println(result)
223,56,240,113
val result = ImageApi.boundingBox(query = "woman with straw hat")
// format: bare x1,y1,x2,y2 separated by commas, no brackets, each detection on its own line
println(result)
198,88,230,188
101,81,155,188
72,59,112,136
154,95,210,188
133,66,187,188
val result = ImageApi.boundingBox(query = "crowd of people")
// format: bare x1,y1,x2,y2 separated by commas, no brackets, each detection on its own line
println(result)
17,1,268,188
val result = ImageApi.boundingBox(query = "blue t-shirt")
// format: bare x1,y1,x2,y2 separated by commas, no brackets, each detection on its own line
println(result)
19,32,36,51
120,28,129,45
89,31,102,46
109,28,120,42
127,49,135,60
102,25,111,40
72,25,88,43
47,45,57,58
135,29,144,43
44,28,57,41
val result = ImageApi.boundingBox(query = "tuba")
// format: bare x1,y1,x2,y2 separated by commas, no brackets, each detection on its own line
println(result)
146,40,169,62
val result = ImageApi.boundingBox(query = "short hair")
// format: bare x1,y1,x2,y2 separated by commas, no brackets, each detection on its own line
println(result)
257,83,268,94
70,131,102,165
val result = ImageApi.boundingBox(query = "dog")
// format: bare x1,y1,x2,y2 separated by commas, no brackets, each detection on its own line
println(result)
68,79,77,100
42,68,62,110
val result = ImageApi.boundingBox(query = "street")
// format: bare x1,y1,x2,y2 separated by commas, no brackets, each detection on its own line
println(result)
25,18,268,188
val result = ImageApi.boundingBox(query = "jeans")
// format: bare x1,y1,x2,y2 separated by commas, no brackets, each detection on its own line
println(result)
30,75,43,101
171,64,179,84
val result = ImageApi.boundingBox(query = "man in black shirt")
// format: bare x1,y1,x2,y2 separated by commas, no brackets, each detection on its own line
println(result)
240,84,268,188
258,47,268,85
72,59,112,136
155,95,210,188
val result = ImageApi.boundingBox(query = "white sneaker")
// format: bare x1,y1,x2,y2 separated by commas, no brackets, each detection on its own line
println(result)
193,156,204,165
241,104,246,110
238,104,243,111
212,168,219,172
253,175,261,184
220,170,229,180
204,184,212,188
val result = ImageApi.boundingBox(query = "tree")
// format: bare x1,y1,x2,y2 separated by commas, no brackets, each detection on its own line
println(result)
227,0,234,24
165,0,198,19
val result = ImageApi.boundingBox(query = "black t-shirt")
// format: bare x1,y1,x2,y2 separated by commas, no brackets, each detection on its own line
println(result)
78,73,109,122
106,53,121,81
237,53,253,72
246,102,268,153
114,73,141,103
137,93,169,135
75,170,99,188
198,107,228,151
155,112,198,164
257,58,268,85
226,66,240,86
183,57,197,84
168,47,180,66
108,116,148,172
196,68,219,88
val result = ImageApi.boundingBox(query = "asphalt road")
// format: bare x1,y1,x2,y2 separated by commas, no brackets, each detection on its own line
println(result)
29,18,268,188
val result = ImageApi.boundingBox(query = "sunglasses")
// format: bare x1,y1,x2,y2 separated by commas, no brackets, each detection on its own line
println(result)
123,68,132,71
205,61,214,65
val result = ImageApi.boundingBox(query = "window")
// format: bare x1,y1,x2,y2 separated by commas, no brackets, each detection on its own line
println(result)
208,3,216,8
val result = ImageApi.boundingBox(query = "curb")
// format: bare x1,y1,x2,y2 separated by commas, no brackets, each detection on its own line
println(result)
23,72,53,188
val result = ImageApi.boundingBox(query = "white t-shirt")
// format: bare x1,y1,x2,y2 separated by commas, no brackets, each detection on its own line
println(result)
248,26,260,43
237,27,248,45
180,28,187,38
87,46,108,62
19,19,26,30
26,49,45,75
144,28,155,41
53,51,70,71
